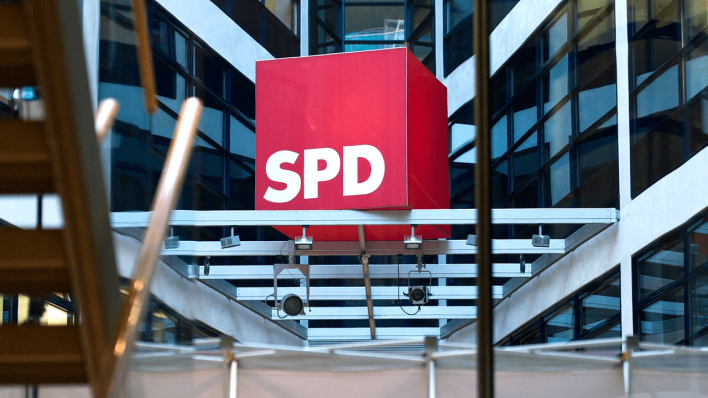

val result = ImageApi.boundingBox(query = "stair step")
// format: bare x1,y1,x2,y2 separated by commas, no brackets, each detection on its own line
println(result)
0,2,36,86
0,229,69,293
0,120,54,193
0,325,85,383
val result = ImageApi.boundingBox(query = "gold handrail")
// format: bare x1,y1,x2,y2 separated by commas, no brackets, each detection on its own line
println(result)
99,97,203,398
95,98,120,144
131,0,157,114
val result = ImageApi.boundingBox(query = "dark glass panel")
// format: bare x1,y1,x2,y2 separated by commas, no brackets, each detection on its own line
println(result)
631,5,679,88
513,322,541,345
195,46,225,98
636,233,684,300
151,13,171,56
685,40,708,102
344,5,404,35
444,15,472,76
230,70,256,121
111,126,150,211
446,0,472,33
211,0,228,12
230,115,255,160
192,139,225,210
543,12,568,63
512,46,536,96
545,152,571,205
581,274,620,334
151,107,177,142
686,96,708,159
492,158,508,207
491,71,507,117
691,330,708,346
265,0,298,32
577,0,611,31
151,308,178,344
154,57,186,113
491,115,508,161
542,54,569,114
512,131,537,188
685,0,708,42
691,272,708,335
630,0,650,34
450,148,475,200
633,64,678,143
315,0,338,33
577,162,619,208
230,159,256,210
265,11,300,58
449,103,475,154
546,305,574,343
639,288,685,344
231,0,264,42
543,101,572,160
512,177,539,208
512,83,536,143
631,117,681,195
578,65,616,133
689,218,708,270
588,320,621,339
194,88,225,146
577,12,615,87
578,122,618,184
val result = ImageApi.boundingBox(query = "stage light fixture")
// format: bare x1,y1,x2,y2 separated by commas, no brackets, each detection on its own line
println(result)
532,225,550,247
407,286,430,305
165,228,179,249
220,227,241,249
404,224,422,249
466,234,477,246
295,225,313,250
280,293,305,316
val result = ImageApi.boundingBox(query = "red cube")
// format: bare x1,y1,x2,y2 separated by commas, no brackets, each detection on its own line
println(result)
255,48,450,241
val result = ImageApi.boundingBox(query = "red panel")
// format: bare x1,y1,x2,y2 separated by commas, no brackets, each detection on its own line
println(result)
255,48,450,241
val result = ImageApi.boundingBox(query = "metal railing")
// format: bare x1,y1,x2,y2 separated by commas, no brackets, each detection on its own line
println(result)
98,97,203,397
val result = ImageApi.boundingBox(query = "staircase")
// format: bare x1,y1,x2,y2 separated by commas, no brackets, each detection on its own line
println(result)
0,0,121,391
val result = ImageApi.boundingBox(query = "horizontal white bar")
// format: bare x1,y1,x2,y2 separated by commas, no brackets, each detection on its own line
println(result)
307,327,440,341
238,286,503,301
162,239,565,256
197,263,531,279
273,306,477,320
112,208,619,227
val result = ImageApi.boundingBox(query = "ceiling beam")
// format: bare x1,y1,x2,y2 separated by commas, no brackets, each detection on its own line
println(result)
234,286,503,301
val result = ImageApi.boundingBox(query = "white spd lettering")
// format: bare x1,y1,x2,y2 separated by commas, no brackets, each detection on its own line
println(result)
264,145,385,202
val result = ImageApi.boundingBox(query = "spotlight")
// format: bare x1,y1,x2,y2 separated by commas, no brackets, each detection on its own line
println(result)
220,226,241,249
280,293,305,316
407,286,430,305
532,225,550,247
404,225,422,249
165,228,179,249
295,225,313,250
466,234,477,246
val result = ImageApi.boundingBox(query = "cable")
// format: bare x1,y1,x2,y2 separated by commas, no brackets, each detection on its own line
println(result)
397,254,420,316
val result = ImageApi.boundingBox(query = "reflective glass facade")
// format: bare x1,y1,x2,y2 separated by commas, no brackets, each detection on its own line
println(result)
634,210,708,345
310,0,435,72
500,268,621,345
449,0,618,241
629,0,708,197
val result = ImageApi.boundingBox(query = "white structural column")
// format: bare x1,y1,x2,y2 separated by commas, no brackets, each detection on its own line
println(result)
434,0,444,80
300,0,309,56
615,0,635,339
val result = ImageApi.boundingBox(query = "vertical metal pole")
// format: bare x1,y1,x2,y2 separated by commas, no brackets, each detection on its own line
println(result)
473,0,494,396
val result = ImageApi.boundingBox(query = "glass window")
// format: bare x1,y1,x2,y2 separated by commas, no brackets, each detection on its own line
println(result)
639,288,685,344
630,116,682,195
512,177,539,208
512,47,536,96
581,274,621,334
450,122,475,155
265,0,298,31
579,65,617,133
513,131,537,188
446,0,472,33
230,159,256,210
547,152,571,205
230,115,256,160
634,64,679,141
195,46,225,98
493,158,509,206
196,88,225,146
544,100,572,159
230,71,256,121
543,12,568,62
154,57,186,113
546,305,574,343
690,272,708,335
689,218,708,270
686,97,708,159
491,72,507,117
542,54,569,114
577,0,611,30
685,41,708,102
491,115,508,160
685,0,708,41
513,322,541,345
577,12,615,86
512,83,536,143
631,6,679,88
637,234,684,300
578,123,618,184
344,6,405,35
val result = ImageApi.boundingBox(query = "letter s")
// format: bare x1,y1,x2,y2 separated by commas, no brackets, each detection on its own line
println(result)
263,150,301,203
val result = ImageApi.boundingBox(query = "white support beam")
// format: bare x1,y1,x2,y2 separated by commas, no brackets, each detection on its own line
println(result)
308,327,440,341
194,263,531,279
161,239,566,257
112,208,619,227
235,286,503,301
273,306,477,320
